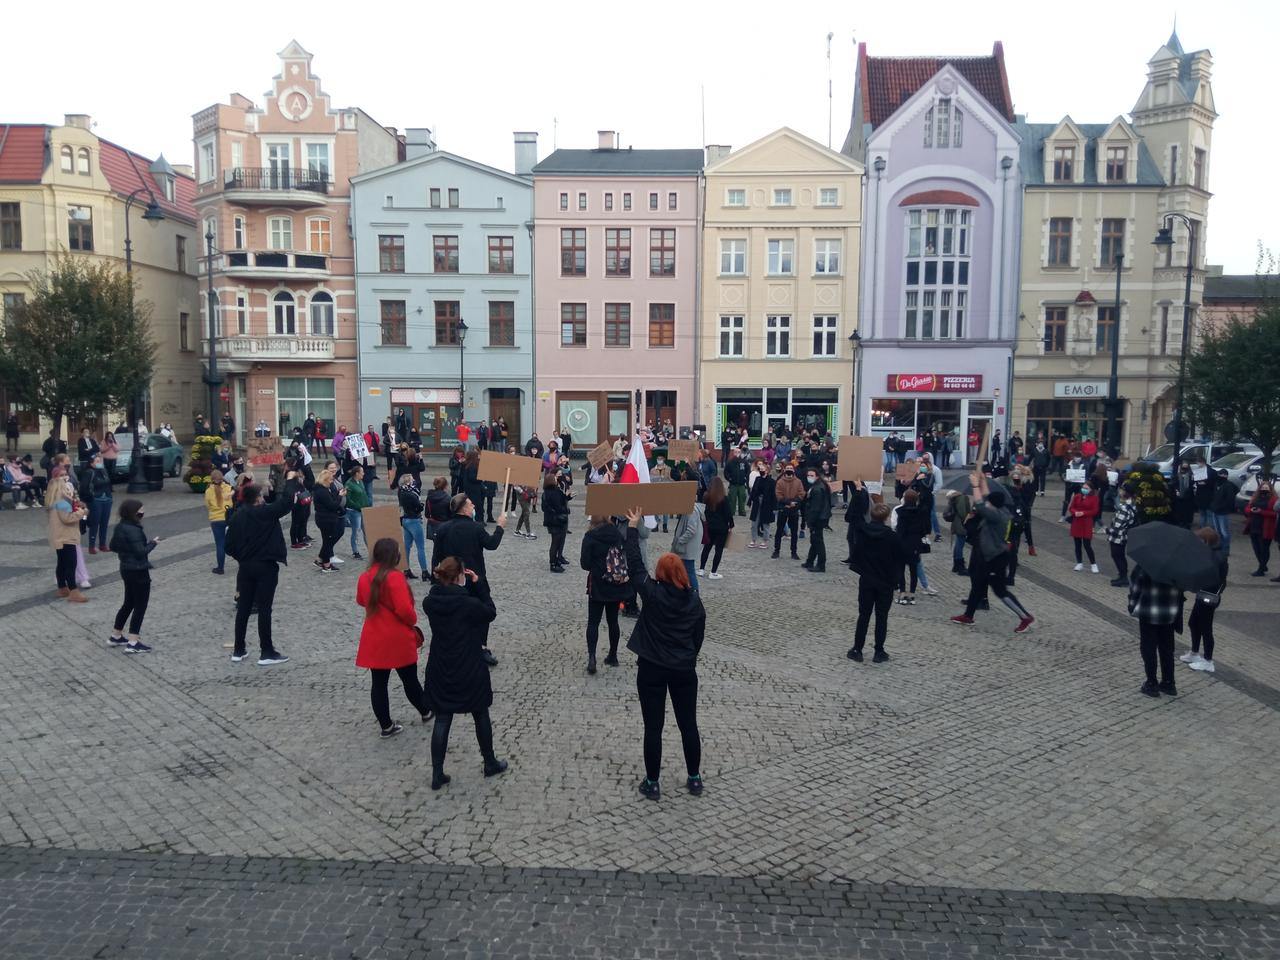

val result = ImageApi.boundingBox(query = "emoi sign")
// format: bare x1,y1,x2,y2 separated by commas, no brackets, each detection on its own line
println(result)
887,374,983,393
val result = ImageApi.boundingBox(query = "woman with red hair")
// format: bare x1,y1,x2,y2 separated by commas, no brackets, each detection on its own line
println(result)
621,508,707,801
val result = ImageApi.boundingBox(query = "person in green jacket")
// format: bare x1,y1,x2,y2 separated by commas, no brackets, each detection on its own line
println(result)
345,464,371,559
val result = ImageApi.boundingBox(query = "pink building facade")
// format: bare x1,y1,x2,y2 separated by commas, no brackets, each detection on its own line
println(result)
531,135,701,443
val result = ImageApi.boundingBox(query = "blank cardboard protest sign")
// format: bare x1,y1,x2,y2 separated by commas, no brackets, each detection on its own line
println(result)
585,481,698,517
586,442,615,470
477,450,543,487
245,437,284,466
362,505,407,571
836,436,884,482
666,438,701,463
895,462,918,482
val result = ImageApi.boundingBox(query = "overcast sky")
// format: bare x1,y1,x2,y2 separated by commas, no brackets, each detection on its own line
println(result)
4,0,1273,272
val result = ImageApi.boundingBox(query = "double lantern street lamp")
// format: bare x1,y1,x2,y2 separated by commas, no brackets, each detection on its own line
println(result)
123,188,165,493
1152,214,1198,475
458,318,469,425
204,227,222,432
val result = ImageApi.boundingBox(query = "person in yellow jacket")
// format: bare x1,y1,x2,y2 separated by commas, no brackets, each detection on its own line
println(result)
205,469,234,574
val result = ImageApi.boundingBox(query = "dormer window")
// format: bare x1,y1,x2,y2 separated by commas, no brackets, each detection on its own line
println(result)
1105,146,1127,182
1053,146,1075,183
923,98,962,149
160,176,175,202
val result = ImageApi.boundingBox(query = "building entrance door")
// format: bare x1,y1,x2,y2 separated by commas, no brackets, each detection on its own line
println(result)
489,392,521,450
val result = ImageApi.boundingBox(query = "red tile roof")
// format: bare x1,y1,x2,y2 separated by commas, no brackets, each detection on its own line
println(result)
859,42,1015,128
98,139,197,222
0,124,48,182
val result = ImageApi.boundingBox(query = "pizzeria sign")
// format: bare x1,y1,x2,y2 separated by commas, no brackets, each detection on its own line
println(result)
887,374,983,393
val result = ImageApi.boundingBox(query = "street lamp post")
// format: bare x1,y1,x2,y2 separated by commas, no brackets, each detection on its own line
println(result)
1152,214,1198,475
204,228,222,438
123,188,165,493
458,318,469,427
1103,252,1124,459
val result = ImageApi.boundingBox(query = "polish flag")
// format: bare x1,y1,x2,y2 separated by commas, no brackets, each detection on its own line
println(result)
618,431,658,528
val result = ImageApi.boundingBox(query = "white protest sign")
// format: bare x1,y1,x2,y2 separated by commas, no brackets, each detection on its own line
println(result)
344,434,370,461
1065,468,1087,483
1191,465,1208,482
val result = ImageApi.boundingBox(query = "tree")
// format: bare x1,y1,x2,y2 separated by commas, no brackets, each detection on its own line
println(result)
0,257,155,437
1183,265,1280,474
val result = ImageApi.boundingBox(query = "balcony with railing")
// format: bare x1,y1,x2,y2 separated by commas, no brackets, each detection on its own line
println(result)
219,250,329,278
222,166,332,206
201,335,335,367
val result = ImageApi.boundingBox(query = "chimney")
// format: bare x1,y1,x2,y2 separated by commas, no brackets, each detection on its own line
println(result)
705,144,732,165
172,163,194,178
64,114,91,130
514,131,538,177
597,130,617,150
405,127,436,160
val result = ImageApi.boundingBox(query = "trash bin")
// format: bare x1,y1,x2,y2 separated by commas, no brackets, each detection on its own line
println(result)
143,452,165,491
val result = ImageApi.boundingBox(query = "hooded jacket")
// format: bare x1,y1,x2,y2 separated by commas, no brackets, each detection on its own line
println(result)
623,528,705,671
398,484,425,519
422,580,496,713
670,503,705,561
852,519,910,592
541,485,570,529
580,520,636,603
803,479,832,528
972,497,1013,562
109,518,155,572
426,488,451,524
430,516,503,581
225,479,298,565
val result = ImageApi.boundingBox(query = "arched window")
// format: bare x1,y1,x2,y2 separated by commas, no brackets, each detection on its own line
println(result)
273,291,296,335
60,146,73,172
309,291,334,336
77,148,91,175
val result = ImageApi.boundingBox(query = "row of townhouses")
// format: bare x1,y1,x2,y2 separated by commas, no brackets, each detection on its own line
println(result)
1,32,1223,459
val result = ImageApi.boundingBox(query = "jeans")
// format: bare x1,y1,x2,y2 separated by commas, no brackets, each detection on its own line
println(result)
370,665,425,729
363,478,375,503
636,658,701,781
586,598,621,658
113,570,151,635
682,559,699,594
54,544,77,589
853,582,894,653
431,709,497,769
233,559,279,656
89,495,112,548
402,517,428,574
1211,512,1232,555
347,509,366,554
210,521,227,570
699,531,727,573
883,451,895,472
804,524,826,568
1138,619,1176,684
930,508,941,536
953,534,967,567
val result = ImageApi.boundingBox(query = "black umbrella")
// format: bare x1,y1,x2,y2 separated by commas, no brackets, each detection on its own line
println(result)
1125,522,1219,591
945,475,1012,502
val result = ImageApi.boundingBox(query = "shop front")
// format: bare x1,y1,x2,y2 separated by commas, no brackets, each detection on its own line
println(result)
1017,380,1126,451
389,388,463,452
713,386,841,442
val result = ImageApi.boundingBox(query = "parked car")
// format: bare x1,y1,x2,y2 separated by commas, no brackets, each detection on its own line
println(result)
1235,462,1280,512
1210,449,1264,489
1139,440,1249,479
112,432,185,479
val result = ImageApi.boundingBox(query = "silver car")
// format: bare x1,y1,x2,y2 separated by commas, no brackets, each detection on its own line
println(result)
1210,450,1264,489
1140,441,1248,479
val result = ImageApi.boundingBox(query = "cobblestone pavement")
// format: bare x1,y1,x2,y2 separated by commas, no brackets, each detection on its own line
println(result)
1,477,1278,957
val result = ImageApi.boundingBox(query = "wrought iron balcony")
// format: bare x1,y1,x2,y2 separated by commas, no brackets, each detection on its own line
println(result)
222,167,332,205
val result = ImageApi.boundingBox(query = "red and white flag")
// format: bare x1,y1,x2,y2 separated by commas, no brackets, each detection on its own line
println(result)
618,431,657,528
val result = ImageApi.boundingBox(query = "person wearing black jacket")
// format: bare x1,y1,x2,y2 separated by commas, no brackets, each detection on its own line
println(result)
541,474,571,572
524,434,544,460
431,494,506,665
302,414,317,449
106,498,159,654
847,492,909,662
1208,469,1239,555
747,461,775,548
724,451,749,516
397,473,428,579
83,453,113,553
76,428,100,475
580,515,636,673
894,489,932,603
802,466,832,572
425,476,451,529
312,465,346,572
224,473,300,665
698,478,734,578
461,450,489,526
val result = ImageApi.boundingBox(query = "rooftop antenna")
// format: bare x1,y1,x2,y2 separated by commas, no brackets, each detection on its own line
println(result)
553,116,558,150
701,85,706,148
827,32,834,148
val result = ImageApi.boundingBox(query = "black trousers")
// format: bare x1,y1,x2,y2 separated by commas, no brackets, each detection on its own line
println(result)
1007,531,1023,582
964,551,1029,619
317,516,342,564
1033,466,1047,493
54,544,77,589
234,559,279,656
699,531,728,572
1110,541,1128,580
1138,619,1175,684
290,503,310,545
113,570,151,635
1073,537,1096,564
586,598,621,658
853,582,893,653
431,709,495,768
548,527,567,566
636,658,700,781
1188,600,1217,660
804,524,826,568
1251,533,1272,571
370,665,424,729
774,510,799,555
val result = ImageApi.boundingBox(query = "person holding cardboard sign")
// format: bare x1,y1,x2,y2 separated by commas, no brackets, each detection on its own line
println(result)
430,494,506,667
580,514,635,673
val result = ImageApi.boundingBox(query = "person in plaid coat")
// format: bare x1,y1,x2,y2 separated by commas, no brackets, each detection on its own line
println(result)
1105,482,1138,586
1127,564,1183,698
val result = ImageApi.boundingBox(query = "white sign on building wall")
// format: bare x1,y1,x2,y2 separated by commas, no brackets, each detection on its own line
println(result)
1053,381,1109,399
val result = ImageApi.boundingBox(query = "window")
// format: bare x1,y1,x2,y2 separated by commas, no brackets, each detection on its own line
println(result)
272,291,297,335
1159,305,1170,354
432,235,459,273
268,216,292,250
648,192,658,211
561,303,587,346
489,301,515,346
1043,307,1067,353
903,208,971,340
605,228,631,276
577,192,587,211
718,315,744,357
1100,218,1125,266
448,188,460,208
765,315,791,357
179,312,190,351
604,303,631,346
1053,146,1075,182
604,192,613,211
306,143,330,181
1105,146,1127,182
235,294,247,335
380,300,406,345
233,215,245,249
648,304,675,348
560,228,586,276
193,141,213,183
726,189,746,207
309,291,334,336
276,377,335,436
767,238,794,275
67,206,92,251
818,188,839,206
720,239,746,275
622,192,632,211
559,192,568,211
175,236,187,273
488,235,514,274
60,146,73,173
379,235,405,272
812,315,838,357
308,217,331,253
435,300,461,345
772,188,792,206
1,202,21,250
1193,148,1206,189
649,229,676,276
160,174,175,202
430,188,442,208
934,98,952,148
668,192,677,210
1169,144,1179,185
1096,306,1117,353
814,239,841,274
1048,217,1072,266
2,292,25,321
231,141,242,171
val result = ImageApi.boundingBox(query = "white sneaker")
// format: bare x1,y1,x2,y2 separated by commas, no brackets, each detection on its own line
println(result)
330,556,345,565
697,568,706,577
1190,659,1216,673
1090,564,1100,574
1073,563,1084,572
923,587,938,596
15,503,28,510
708,572,723,580
1180,651,1203,664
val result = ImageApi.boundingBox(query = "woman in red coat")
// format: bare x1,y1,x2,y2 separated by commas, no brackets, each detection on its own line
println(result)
356,537,432,737
1244,480,1278,578
1068,482,1101,573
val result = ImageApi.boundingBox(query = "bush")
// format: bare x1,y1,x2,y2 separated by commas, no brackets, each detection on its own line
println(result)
185,435,223,491
1127,462,1171,524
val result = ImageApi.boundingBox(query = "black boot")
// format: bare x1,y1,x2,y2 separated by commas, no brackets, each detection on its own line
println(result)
431,766,451,790
483,757,508,777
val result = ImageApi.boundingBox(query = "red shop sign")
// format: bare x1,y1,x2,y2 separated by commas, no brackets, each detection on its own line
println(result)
887,374,983,393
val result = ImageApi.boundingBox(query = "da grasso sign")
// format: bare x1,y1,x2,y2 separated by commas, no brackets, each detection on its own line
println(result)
1053,381,1109,399
887,374,983,394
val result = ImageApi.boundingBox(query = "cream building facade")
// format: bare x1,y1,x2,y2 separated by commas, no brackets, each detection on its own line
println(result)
1012,31,1215,457
699,129,863,439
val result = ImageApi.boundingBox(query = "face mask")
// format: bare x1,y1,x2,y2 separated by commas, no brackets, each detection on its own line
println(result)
807,475,817,483
656,459,664,466
1081,487,1091,495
